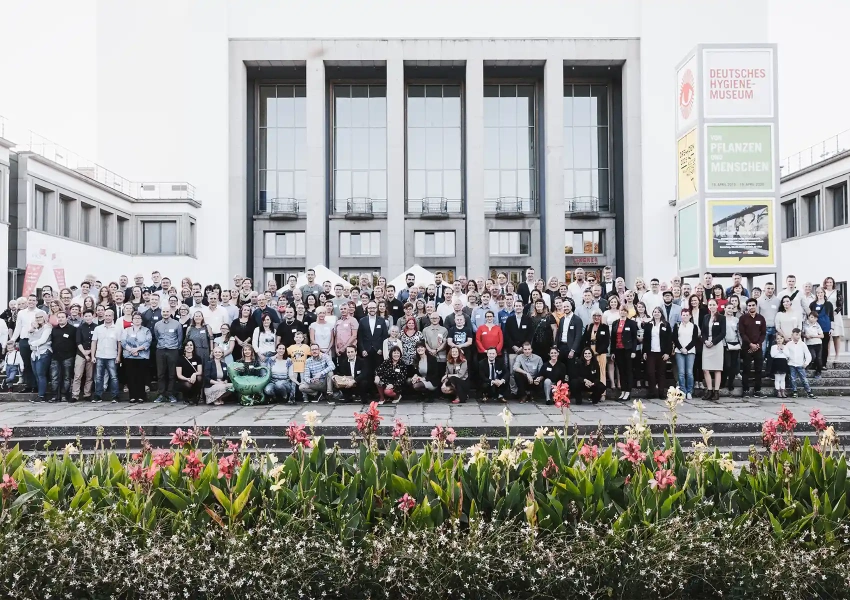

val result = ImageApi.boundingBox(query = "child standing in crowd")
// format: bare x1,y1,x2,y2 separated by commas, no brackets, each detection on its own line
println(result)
1,341,23,390
786,328,816,399
803,312,824,378
770,333,789,398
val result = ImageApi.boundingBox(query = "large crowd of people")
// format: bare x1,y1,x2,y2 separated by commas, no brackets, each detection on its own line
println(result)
0,266,843,407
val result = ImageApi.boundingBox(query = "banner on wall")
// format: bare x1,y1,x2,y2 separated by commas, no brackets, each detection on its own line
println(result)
21,264,44,296
677,128,698,202
705,124,774,192
706,199,774,268
702,47,775,119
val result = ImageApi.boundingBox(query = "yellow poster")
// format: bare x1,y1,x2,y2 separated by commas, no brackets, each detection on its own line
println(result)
706,199,775,268
677,128,698,202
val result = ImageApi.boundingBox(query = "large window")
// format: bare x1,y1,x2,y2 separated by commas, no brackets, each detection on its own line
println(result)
117,217,129,252
34,188,54,233
414,231,456,256
60,195,74,238
333,84,387,214
258,84,307,214
407,84,462,214
803,192,821,234
489,230,530,256
829,183,848,228
340,231,381,256
565,230,603,255
99,210,111,249
783,200,798,239
142,221,178,255
80,204,95,244
264,232,306,257
484,84,536,213
563,84,610,212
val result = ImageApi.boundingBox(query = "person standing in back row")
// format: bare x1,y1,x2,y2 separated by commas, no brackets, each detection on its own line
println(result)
49,311,76,403
153,308,183,403
738,298,766,399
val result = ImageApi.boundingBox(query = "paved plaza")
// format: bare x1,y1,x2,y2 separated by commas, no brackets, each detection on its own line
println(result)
0,394,846,432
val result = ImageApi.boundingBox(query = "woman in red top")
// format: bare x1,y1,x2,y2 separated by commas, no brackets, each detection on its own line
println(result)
475,310,504,354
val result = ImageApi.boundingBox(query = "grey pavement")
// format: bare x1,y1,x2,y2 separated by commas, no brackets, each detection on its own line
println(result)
0,394,847,431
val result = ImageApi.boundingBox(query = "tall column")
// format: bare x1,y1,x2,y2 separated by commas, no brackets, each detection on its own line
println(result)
543,58,565,282
306,58,327,268
386,58,405,279
464,57,486,278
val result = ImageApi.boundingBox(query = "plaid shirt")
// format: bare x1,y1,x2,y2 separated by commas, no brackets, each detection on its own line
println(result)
304,353,335,382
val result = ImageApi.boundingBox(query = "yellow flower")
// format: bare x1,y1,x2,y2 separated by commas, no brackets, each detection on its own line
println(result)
719,458,735,472
270,480,284,492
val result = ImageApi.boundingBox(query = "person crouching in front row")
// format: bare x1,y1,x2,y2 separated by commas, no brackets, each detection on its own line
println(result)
333,345,371,403
571,347,606,405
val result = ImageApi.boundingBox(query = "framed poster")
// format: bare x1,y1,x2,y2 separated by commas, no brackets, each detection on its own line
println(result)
706,199,774,268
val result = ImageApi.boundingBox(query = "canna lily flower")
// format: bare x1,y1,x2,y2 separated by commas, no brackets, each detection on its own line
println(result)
809,409,827,432
270,480,284,493
0,473,17,491
181,450,204,479
217,454,240,480
354,402,384,435
776,405,797,433
653,449,673,467
151,450,174,469
699,427,713,446
719,458,735,472
268,464,285,480
578,443,599,463
391,418,407,439
431,424,457,445
534,427,551,440
0,427,12,441
302,411,320,429
239,429,254,448
552,382,570,409
286,422,312,448
648,468,676,491
397,493,416,514
63,443,79,456
541,456,559,479
30,459,46,477
617,439,646,465
499,407,513,427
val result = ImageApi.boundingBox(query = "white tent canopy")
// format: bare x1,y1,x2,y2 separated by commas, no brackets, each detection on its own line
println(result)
387,264,450,291
296,265,351,290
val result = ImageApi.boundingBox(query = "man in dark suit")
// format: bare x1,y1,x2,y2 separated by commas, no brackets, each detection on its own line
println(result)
599,266,617,299
478,347,508,402
554,299,582,375
357,301,389,380
517,267,536,306
434,272,447,305
502,300,532,395
333,346,371,402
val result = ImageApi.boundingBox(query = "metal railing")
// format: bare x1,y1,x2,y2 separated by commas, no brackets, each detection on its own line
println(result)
257,197,303,216
407,196,465,217
780,130,850,178
492,196,533,215
333,197,387,215
11,127,196,201
566,196,606,213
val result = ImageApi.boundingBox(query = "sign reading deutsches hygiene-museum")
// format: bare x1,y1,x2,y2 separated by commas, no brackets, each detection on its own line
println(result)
705,124,773,193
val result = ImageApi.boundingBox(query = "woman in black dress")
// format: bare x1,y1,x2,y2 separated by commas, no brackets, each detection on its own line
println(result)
529,299,554,362
229,303,257,362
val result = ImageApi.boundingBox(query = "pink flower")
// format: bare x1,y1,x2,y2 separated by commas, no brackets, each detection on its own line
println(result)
397,493,416,514
649,468,676,491
202,428,212,437
128,465,156,484
169,427,199,448
182,450,204,480
770,436,787,453
0,474,17,491
624,475,631,486
617,439,646,465
809,409,827,432
653,449,673,467
762,418,779,449
541,456,559,479
391,418,407,440
578,444,599,464
430,424,457,445
552,382,570,409
354,402,384,435
217,454,240,480
776,405,797,433
151,450,174,469
286,422,312,448
0,427,13,441
227,441,241,453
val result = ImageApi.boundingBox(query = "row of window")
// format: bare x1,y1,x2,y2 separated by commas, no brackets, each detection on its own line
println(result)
263,229,604,258
33,187,194,255
782,181,848,240
257,82,612,215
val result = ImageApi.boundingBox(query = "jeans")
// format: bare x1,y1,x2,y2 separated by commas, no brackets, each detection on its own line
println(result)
95,358,119,400
32,352,52,397
19,338,34,389
4,364,19,385
50,356,74,401
788,365,811,393
264,378,295,402
675,353,695,394
764,326,776,370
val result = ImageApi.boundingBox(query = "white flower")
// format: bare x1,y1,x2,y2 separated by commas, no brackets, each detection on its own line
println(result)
302,410,321,428
467,443,487,465
497,448,518,468
632,399,644,412
268,464,285,480
719,458,735,472
239,429,254,448
534,427,549,440
270,480,284,492
267,453,279,465
500,408,513,427
63,443,79,456
30,458,46,477
699,427,713,446
513,436,533,451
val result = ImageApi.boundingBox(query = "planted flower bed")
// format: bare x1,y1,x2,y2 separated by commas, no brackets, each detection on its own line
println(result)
1,388,849,599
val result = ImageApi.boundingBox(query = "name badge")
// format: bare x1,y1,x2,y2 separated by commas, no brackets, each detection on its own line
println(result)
169,329,175,333
600,331,606,335
546,366,552,372
130,332,137,338
376,325,382,329
521,324,527,329
63,333,69,338
756,320,762,325
153,317,159,321
569,326,574,330
394,368,401,373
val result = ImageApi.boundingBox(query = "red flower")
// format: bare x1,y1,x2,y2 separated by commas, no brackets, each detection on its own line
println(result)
217,454,240,480
762,418,779,449
653,449,673,467
0,474,17,491
776,405,797,433
391,419,407,440
809,409,827,432
286,422,312,448
202,428,212,437
578,444,599,463
128,465,156,484
552,382,570,409
151,450,174,469
617,439,646,465
169,427,199,448
541,456,559,479
397,493,416,514
354,402,384,435
227,441,241,453
650,468,676,491
182,450,204,479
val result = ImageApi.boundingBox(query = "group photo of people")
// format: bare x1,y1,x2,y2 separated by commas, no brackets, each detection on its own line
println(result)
0,266,843,407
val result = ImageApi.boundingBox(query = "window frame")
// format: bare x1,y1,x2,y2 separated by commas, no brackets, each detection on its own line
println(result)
482,80,539,214
489,230,532,256
802,191,821,235
339,230,382,257
413,230,457,257
33,186,56,233
140,219,180,256
330,81,388,215
782,198,798,240
264,231,307,258
827,181,848,229
564,230,604,256
562,80,613,213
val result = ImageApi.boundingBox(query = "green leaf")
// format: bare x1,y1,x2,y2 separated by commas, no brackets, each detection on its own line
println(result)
65,456,85,491
10,489,40,509
210,484,231,512
159,488,189,512
391,474,416,497
231,481,254,518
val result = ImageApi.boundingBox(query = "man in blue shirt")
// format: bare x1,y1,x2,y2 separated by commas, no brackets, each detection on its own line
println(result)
153,308,183,403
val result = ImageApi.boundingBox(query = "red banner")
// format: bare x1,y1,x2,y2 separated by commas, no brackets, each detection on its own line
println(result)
53,267,66,290
22,264,44,296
